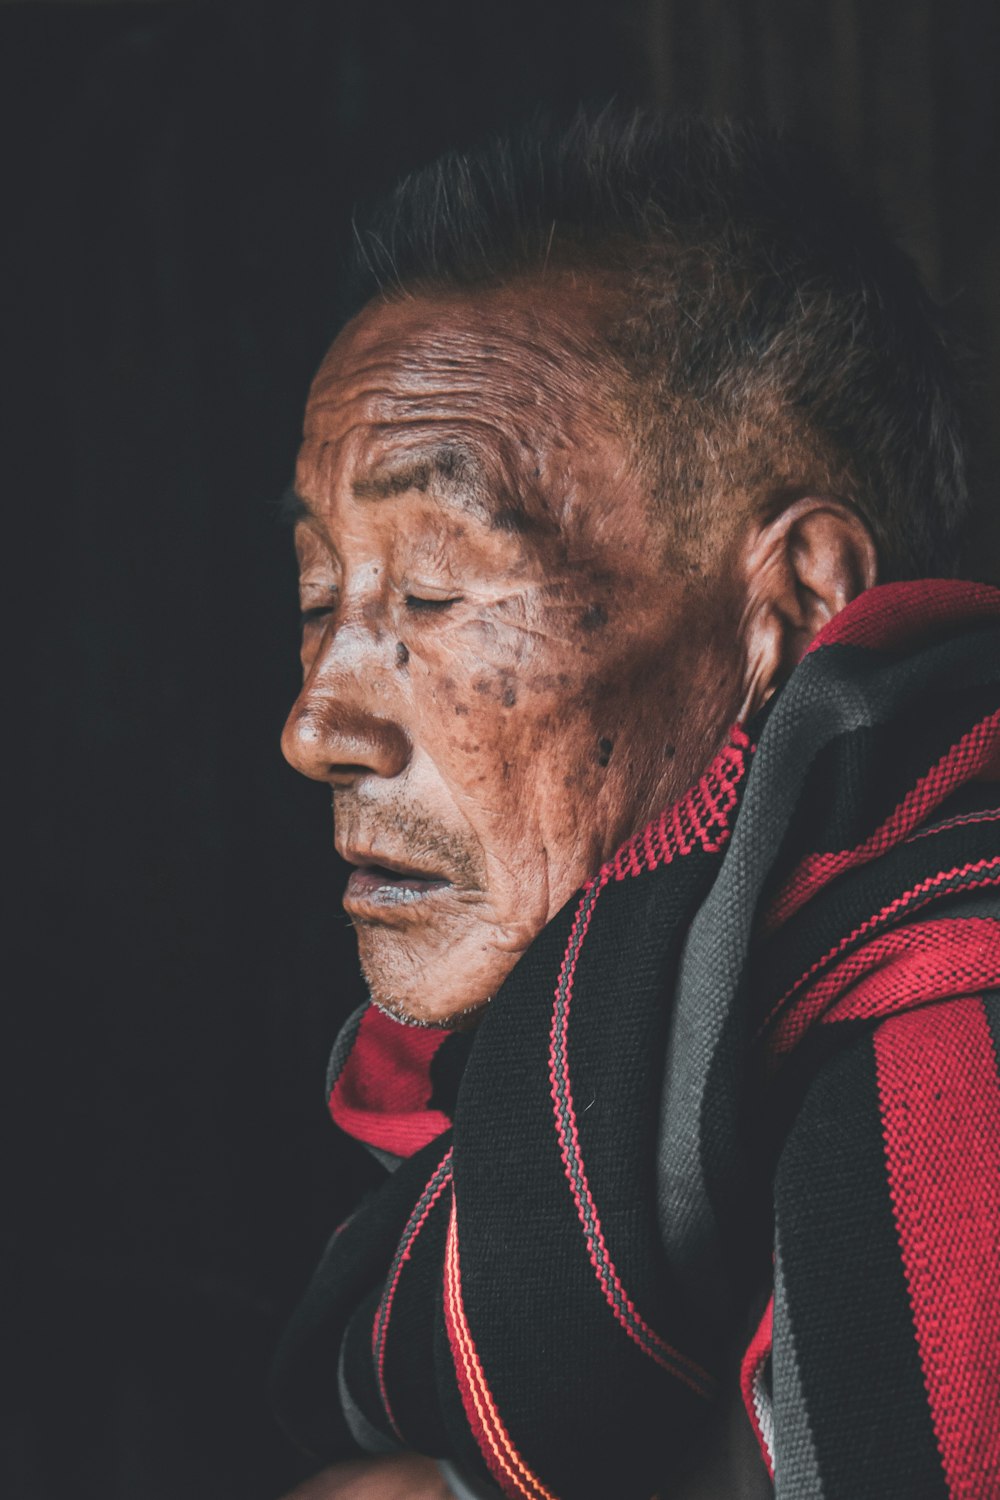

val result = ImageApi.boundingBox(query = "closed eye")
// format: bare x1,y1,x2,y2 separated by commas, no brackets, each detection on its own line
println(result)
300,605,334,625
404,595,462,612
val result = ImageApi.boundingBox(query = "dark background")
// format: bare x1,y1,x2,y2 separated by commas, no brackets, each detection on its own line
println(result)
3,3,999,1497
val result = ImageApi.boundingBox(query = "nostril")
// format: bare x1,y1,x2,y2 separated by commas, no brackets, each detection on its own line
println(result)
328,764,372,785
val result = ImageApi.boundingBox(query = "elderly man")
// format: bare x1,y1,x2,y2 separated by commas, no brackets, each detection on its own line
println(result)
271,115,1000,1499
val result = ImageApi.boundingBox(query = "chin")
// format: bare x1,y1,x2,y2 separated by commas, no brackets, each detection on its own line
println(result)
357,923,516,1030
367,986,491,1030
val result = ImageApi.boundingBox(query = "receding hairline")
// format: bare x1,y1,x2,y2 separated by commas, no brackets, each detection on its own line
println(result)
336,111,973,578
297,269,787,568
349,266,791,534
309,270,644,466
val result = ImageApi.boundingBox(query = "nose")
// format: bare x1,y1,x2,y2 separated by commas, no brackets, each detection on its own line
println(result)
281,624,410,787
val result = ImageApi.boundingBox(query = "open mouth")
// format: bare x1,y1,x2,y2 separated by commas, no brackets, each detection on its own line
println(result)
343,859,452,911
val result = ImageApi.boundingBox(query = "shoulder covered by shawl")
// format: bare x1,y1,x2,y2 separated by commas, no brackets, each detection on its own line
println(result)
273,580,1000,1500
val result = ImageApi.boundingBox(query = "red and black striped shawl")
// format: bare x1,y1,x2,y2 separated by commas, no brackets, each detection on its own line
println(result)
272,579,1000,1500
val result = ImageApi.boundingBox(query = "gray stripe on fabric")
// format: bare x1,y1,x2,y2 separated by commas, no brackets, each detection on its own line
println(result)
325,1002,368,1098
658,670,888,1296
656,636,998,1301
325,1002,403,1168
772,1228,824,1500
983,989,1000,1076
366,1142,405,1171
336,1337,403,1457
918,892,1000,921
438,1459,506,1499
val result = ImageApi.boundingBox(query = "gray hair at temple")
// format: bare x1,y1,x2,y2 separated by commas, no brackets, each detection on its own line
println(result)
345,109,975,580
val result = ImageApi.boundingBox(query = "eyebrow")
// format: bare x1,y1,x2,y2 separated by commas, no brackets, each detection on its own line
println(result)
282,442,530,530
350,444,485,507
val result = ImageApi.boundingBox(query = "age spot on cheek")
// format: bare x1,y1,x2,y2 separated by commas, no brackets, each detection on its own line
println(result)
473,673,517,705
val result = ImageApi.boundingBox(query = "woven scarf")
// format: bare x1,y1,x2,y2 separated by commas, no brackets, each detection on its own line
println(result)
271,580,1000,1499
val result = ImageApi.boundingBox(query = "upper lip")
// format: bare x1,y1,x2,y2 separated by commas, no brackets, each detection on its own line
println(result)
337,846,450,882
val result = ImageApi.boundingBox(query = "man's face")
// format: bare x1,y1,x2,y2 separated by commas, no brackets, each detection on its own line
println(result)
282,283,744,1025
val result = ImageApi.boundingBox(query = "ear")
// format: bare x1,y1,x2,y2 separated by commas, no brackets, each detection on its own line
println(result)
738,498,878,720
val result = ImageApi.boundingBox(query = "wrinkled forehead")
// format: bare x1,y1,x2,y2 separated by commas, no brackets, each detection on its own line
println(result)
299,285,627,506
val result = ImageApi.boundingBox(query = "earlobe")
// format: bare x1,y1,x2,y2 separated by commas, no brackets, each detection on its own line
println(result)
737,597,785,722
737,497,878,720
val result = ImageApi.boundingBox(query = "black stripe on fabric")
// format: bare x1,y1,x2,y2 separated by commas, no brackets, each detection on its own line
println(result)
774,1029,948,1500
765,639,1000,883
774,686,997,873
553,864,722,1366
428,1030,476,1120
983,989,1000,1079
340,1285,398,1447
453,869,716,1500
269,1131,453,1459
916,780,1000,829
752,813,1000,1033
378,1177,453,1455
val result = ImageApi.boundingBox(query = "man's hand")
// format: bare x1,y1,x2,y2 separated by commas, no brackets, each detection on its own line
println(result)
280,1452,454,1499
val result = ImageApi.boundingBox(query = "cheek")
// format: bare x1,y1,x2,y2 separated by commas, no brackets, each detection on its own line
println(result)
416,653,613,837
420,587,606,710
423,609,599,742
405,585,688,843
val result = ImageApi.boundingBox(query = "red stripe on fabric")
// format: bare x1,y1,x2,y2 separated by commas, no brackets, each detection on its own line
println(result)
805,580,1000,656
328,1005,451,1157
766,919,1000,1063
443,1197,558,1500
764,709,1000,934
373,1150,453,1437
739,1296,775,1481
875,1000,1000,1497
755,857,1000,1044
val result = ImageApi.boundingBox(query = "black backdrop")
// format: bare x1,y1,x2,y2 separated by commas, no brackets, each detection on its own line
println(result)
3,4,998,1498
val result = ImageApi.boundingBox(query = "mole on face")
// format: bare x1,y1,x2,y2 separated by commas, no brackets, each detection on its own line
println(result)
396,641,410,667
597,737,614,767
581,602,609,631
502,684,517,708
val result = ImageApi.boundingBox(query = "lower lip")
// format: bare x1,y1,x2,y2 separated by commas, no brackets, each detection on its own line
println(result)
344,867,452,912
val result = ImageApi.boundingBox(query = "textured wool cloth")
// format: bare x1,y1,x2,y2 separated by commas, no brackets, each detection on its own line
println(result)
271,580,1000,1500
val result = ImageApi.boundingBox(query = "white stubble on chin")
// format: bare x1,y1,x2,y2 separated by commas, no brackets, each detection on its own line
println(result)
367,989,493,1031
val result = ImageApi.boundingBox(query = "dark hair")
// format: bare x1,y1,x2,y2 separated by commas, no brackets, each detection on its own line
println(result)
346,110,973,579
